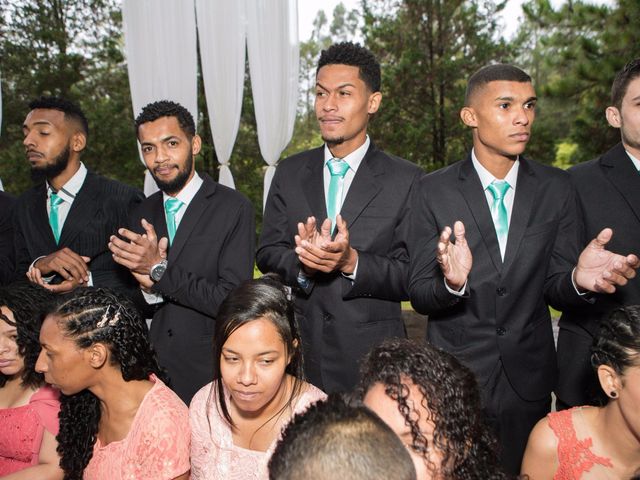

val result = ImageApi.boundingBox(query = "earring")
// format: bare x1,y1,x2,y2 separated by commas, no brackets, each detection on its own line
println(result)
610,391,618,398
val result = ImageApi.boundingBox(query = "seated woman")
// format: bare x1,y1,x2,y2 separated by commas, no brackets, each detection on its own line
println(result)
35,288,190,480
0,282,60,479
355,338,508,480
189,275,326,480
522,305,640,479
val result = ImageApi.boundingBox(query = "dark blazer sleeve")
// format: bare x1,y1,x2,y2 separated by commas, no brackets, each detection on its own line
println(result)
152,196,255,318
256,164,304,287
345,167,422,301
0,193,16,285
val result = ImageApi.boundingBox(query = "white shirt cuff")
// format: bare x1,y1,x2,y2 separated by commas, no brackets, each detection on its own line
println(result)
142,288,164,304
444,278,467,296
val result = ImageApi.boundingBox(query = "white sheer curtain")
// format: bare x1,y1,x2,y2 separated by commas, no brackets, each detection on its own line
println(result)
195,0,246,189
122,0,199,197
245,0,299,208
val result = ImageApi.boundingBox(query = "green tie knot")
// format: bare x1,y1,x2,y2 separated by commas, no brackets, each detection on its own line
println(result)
50,192,64,207
327,158,349,178
164,197,183,215
487,179,510,200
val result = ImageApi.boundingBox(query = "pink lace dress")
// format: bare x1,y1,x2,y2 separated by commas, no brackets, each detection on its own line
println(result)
83,375,190,480
189,382,326,480
548,407,614,479
0,385,60,475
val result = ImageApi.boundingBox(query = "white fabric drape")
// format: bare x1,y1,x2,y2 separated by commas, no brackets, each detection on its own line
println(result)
245,0,299,208
122,0,199,197
195,0,246,189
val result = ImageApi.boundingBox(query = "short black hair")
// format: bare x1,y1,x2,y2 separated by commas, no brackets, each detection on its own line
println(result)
28,96,89,137
611,58,640,109
269,395,416,480
465,64,532,105
134,100,196,138
317,41,381,93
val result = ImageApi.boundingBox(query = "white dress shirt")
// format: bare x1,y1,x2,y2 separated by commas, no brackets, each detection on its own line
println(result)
626,149,640,170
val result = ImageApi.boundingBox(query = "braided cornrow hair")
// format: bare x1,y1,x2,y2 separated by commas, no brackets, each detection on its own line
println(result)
591,305,640,405
354,339,508,480
50,287,163,480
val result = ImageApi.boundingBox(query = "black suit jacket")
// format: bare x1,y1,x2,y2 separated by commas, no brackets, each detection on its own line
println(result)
557,143,640,405
257,144,423,393
132,174,255,404
409,155,586,401
13,171,143,291
0,191,16,285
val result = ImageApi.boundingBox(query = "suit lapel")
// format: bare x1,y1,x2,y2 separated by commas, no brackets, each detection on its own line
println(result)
502,158,537,274
167,175,215,262
339,145,382,229
58,173,100,247
458,157,503,273
601,143,640,224
302,148,328,222
31,184,57,247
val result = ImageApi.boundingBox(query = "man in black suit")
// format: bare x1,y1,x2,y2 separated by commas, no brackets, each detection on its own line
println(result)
409,64,639,474
109,100,254,403
0,191,16,285
557,59,640,409
15,96,143,293
257,42,422,393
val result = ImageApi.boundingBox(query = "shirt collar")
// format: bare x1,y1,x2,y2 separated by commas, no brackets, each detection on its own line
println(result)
47,162,88,203
471,149,519,191
323,135,371,173
162,171,203,207
625,149,640,171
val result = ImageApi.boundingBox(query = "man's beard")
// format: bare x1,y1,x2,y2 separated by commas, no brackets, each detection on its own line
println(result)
322,135,345,146
151,155,194,195
30,145,71,183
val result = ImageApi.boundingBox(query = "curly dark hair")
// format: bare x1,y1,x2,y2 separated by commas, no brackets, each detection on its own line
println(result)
208,274,305,431
591,305,640,405
28,95,89,136
134,99,196,138
611,58,640,109
50,287,162,480
0,282,55,389
354,338,508,480
317,41,381,93
269,394,416,480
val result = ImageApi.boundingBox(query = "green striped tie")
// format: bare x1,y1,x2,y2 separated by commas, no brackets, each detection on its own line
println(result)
164,198,184,245
49,192,64,244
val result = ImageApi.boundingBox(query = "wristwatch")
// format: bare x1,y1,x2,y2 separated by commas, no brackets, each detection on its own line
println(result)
150,260,168,282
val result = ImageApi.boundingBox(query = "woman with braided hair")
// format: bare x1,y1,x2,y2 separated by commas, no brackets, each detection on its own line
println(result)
522,305,640,479
0,282,60,479
355,338,508,480
35,287,190,480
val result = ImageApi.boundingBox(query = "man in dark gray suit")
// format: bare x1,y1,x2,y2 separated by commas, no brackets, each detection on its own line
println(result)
557,59,640,409
109,100,254,403
15,96,143,293
409,64,639,474
258,42,422,393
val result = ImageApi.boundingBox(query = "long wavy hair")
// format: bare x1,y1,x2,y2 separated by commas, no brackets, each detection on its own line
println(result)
208,274,305,430
0,282,54,389
354,338,507,480
50,288,162,480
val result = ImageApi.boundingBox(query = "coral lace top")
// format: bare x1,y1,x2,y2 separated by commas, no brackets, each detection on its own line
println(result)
83,374,190,480
548,407,614,479
189,382,326,480
0,385,60,475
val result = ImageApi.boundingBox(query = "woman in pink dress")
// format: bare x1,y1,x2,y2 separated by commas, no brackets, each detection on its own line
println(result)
0,282,61,480
522,305,640,479
35,288,190,480
190,275,326,480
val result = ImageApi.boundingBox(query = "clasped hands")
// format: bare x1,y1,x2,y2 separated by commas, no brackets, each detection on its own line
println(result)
108,219,168,290
27,247,91,293
436,221,639,294
294,215,358,275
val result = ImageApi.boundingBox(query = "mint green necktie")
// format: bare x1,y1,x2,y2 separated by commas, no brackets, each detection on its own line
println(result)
326,159,350,232
164,198,184,245
487,180,511,251
49,192,64,244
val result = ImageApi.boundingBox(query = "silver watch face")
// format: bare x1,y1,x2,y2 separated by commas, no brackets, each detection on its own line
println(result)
150,261,167,282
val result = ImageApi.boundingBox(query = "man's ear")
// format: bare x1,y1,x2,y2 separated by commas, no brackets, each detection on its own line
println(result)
367,92,382,115
460,106,477,128
191,134,202,156
86,343,109,369
597,364,622,399
71,132,87,153
605,106,622,129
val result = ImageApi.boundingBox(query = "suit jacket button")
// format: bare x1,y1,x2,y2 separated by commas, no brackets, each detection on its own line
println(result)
496,327,506,336
496,287,506,296
167,329,173,337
